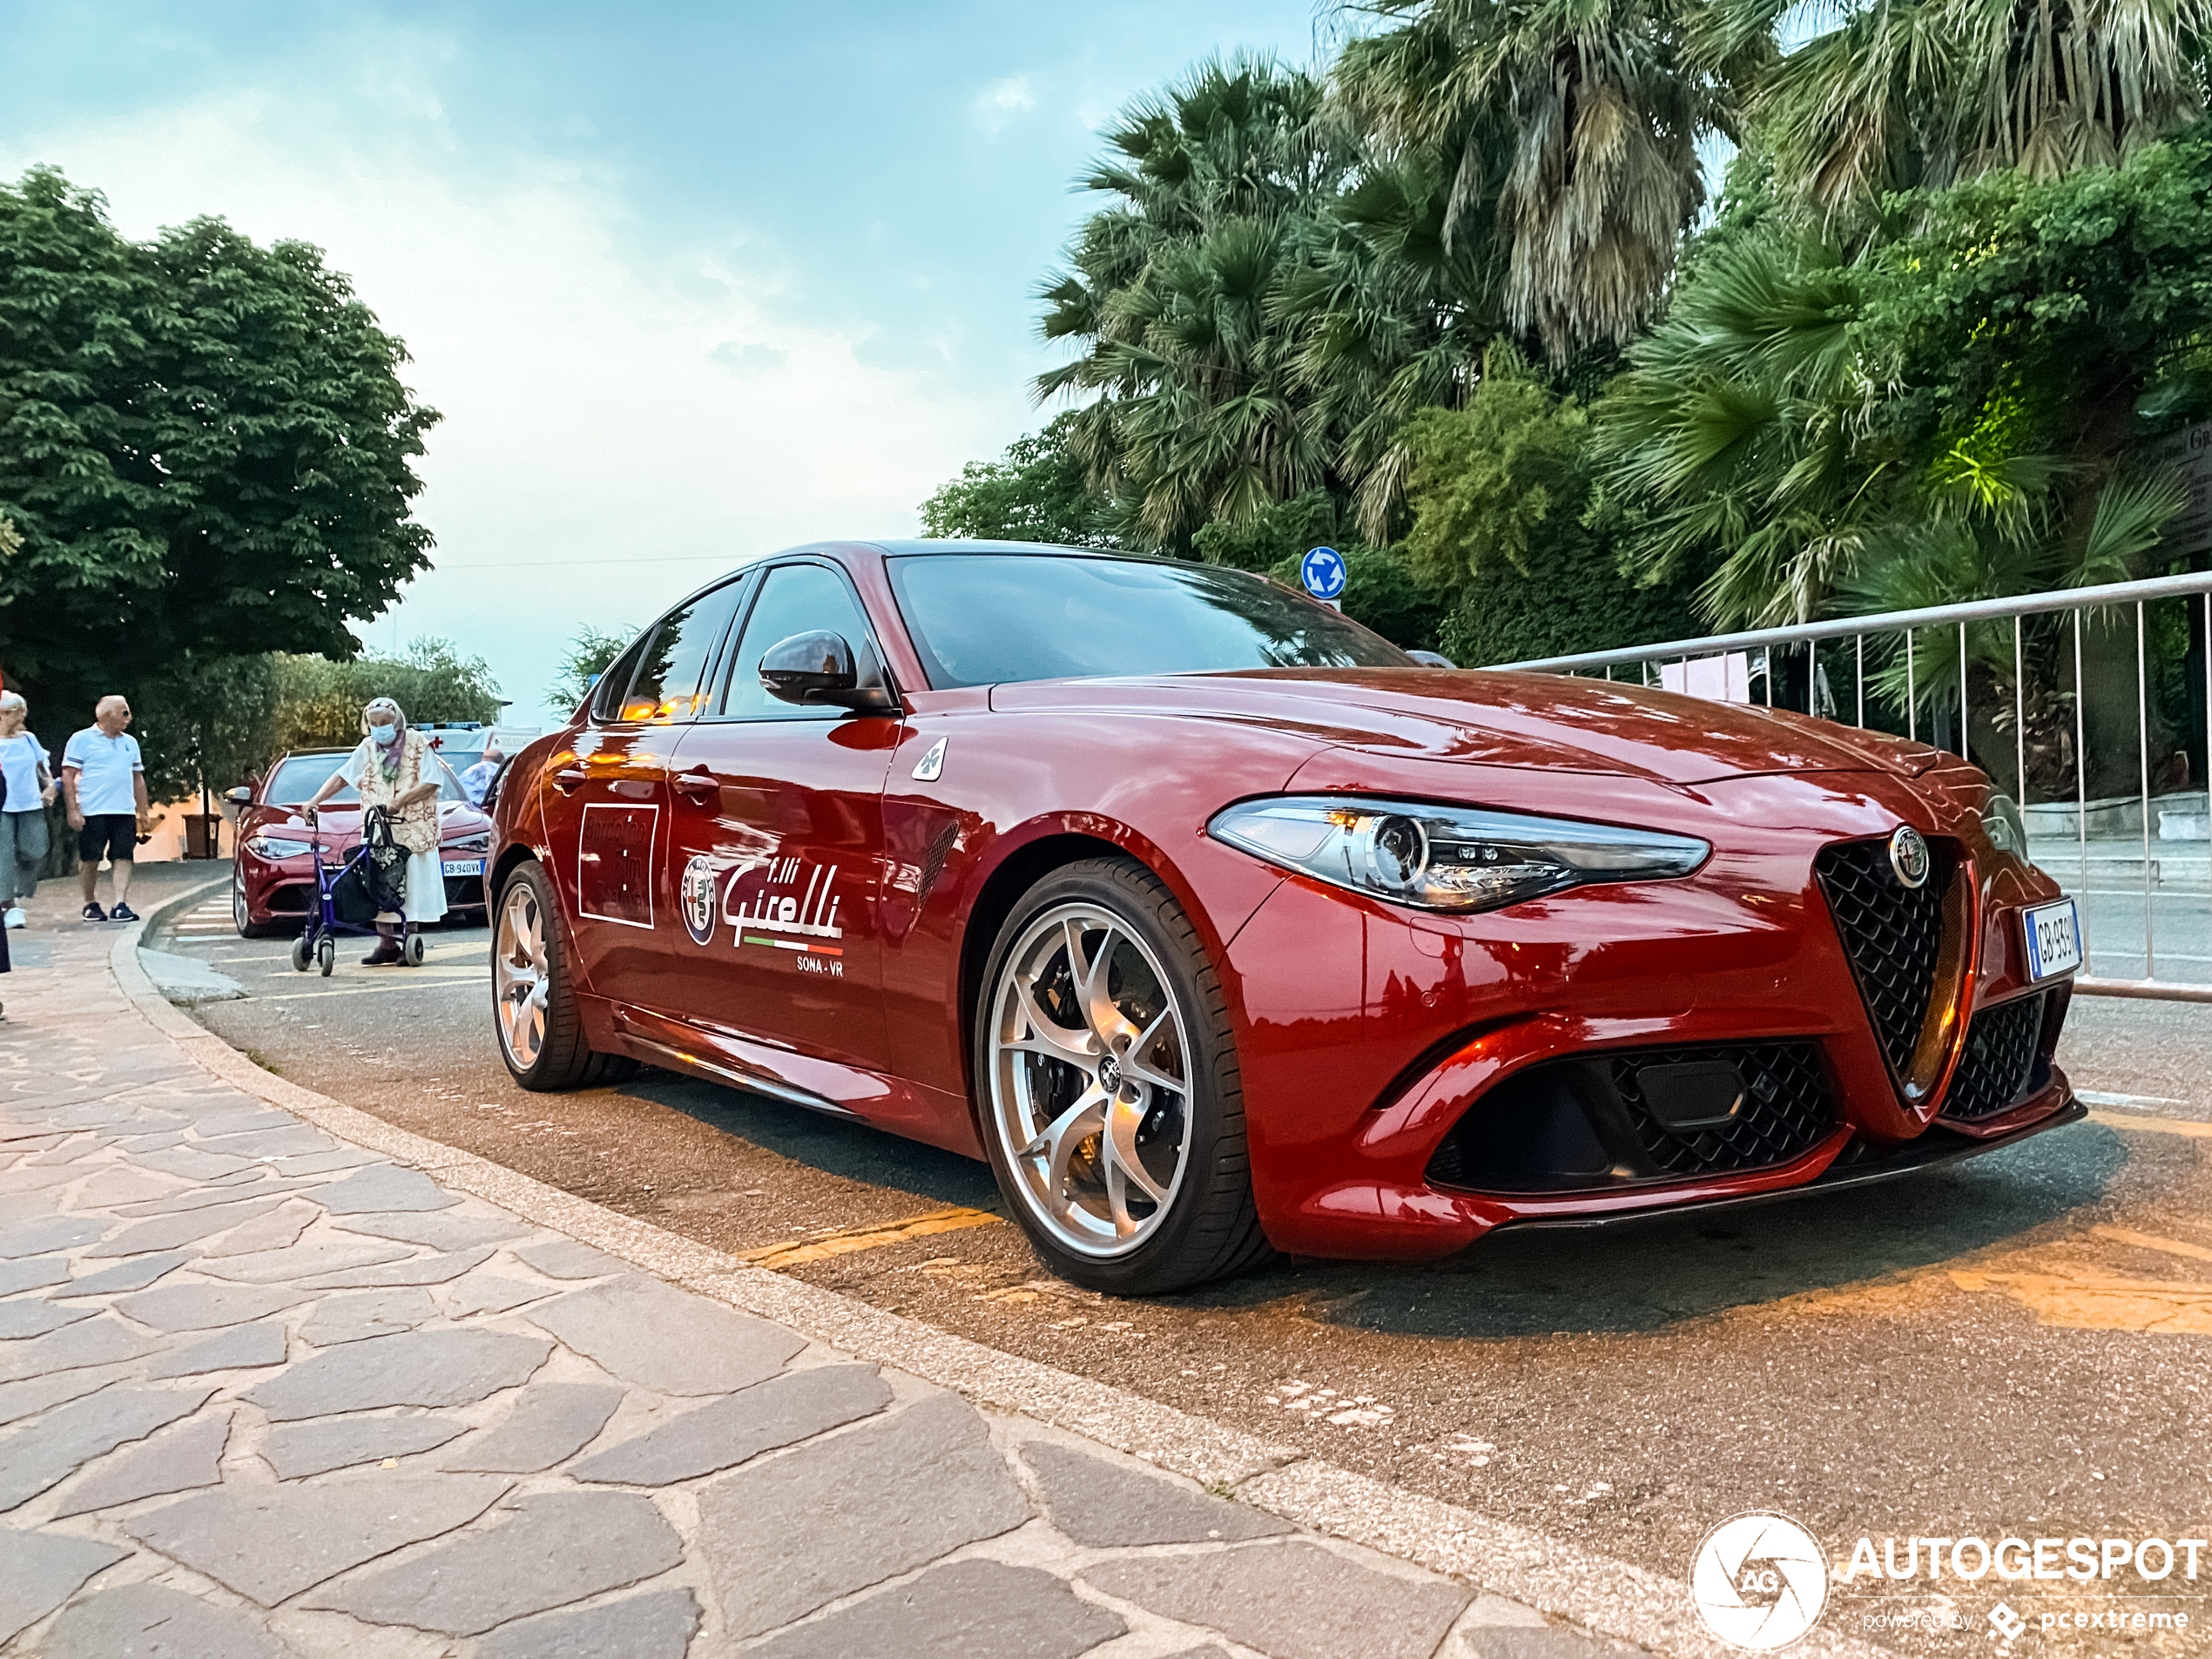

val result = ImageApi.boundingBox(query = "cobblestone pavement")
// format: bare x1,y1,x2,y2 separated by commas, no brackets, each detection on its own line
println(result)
0,900,1626,1658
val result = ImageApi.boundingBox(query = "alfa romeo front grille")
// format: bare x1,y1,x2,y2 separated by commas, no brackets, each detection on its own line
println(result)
1814,839,1953,1077
1941,993,2046,1122
1608,1042,1835,1177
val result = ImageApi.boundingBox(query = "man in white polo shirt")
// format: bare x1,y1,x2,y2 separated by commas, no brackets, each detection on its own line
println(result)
61,695,150,923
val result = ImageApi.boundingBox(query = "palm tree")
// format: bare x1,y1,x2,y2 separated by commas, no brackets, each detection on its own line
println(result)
1036,58,1353,550
1596,232,1886,627
1729,0,2212,218
1276,152,1503,537
1332,0,1764,364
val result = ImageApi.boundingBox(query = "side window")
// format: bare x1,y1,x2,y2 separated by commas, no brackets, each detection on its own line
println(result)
618,580,748,723
717,563,880,720
590,630,654,724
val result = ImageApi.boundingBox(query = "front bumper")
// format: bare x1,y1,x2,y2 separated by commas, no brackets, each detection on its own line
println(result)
242,860,490,924
1217,766,2082,1259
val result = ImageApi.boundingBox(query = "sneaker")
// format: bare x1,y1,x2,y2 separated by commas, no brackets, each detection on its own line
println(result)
108,902,139,924
3,907,22,928
81,902,106,922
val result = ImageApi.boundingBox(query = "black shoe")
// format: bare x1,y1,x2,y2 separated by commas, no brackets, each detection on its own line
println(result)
361,941,404,966
109,902,139,923
81,902,106,922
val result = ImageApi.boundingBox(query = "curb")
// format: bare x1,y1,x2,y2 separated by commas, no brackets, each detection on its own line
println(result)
114,878,1887,1659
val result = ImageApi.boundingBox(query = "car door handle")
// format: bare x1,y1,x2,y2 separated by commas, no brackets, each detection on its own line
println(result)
551,769,587,793
673,770,717,800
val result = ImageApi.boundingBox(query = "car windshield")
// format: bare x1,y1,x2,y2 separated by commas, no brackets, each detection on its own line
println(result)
887,553,1413,689
266,752,467,806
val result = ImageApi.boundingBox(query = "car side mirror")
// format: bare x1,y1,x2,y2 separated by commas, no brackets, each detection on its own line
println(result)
759,632,897,714
1406,650,1457,670
225,786,253,806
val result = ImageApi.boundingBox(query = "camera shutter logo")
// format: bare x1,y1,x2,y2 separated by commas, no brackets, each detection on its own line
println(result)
1690,1513,1830,1650
679,855,719,947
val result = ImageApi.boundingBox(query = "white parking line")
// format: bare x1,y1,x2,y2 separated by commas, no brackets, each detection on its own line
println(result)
2076,1089,2190,1109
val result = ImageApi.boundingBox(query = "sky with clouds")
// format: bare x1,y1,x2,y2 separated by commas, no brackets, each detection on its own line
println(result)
2,0,1327,725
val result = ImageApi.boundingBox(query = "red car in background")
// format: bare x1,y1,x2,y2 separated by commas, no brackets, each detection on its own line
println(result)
486,541,2084,1294
229,748,495,936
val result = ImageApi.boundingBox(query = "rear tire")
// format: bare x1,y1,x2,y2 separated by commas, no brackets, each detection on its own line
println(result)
973,856,1272,1296
288,933,311,973
493,860,639,1090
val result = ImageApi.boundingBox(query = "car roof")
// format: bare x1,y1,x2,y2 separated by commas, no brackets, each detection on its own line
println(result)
859,539,1139,558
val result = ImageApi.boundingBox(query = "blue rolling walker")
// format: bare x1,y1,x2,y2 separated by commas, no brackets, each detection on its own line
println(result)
288,814,426,977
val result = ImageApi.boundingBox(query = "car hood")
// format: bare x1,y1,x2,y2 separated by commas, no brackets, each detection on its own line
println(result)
988,667,1944,787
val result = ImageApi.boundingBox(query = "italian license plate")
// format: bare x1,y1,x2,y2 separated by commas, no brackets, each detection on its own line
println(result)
2023,898,2083,981
442,859,486,879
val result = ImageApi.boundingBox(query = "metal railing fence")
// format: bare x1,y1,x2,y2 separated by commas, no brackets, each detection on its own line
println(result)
1485,570,2212,1004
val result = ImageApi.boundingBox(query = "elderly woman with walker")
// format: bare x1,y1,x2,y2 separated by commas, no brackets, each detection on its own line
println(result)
300,698,448,965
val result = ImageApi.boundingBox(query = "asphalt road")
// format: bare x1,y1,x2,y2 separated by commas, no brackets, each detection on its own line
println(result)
118,860,2212,1656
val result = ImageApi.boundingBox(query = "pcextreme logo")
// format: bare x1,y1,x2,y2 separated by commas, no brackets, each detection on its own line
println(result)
1691,1512,1831,1651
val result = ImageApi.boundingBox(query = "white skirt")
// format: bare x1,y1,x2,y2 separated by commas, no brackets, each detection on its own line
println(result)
374,846,448,926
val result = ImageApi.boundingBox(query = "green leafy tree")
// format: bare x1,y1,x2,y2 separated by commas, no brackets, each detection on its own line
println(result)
0,168,438,722
544,624,636,717
1193,488,1447,648
131,653,280,806
1399,349,1705,662
917,412,1116,545
269,638,502,755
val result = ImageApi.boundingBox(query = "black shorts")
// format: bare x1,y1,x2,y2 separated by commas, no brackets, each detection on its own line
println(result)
78,813,137,862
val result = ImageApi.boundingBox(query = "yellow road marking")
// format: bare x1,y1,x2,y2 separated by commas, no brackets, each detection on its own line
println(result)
1947,1268,2212,1335
2090,1224,2212,1263
2087,1109,2212,1138
738,1208,1001,1270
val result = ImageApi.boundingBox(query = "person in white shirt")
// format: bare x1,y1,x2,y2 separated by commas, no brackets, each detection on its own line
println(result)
61,696,150,924
0,691,55,928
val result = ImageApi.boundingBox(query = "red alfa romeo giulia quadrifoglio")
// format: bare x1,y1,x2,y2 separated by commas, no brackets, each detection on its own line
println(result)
488,541,2084,1293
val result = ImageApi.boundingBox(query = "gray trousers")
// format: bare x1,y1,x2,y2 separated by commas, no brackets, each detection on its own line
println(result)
0,808,48,905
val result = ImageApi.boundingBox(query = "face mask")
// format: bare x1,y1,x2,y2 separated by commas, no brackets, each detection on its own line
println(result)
368,722,396,741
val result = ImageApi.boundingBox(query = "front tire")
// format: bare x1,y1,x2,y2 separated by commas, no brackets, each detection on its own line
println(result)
974,857,1271,1296
493,861,638,1090
233,864,287,939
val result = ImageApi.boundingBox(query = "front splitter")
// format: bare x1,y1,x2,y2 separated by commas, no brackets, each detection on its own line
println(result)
1488,1096,2090,1232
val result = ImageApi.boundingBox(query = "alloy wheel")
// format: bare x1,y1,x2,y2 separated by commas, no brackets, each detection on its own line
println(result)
987,902,1192,1258
232,868,250,936
494,880,551,1069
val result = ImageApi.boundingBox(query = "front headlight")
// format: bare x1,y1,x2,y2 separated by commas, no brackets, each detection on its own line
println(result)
1982,794,2028,857
1207,796,1710,914
245,837,314,860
